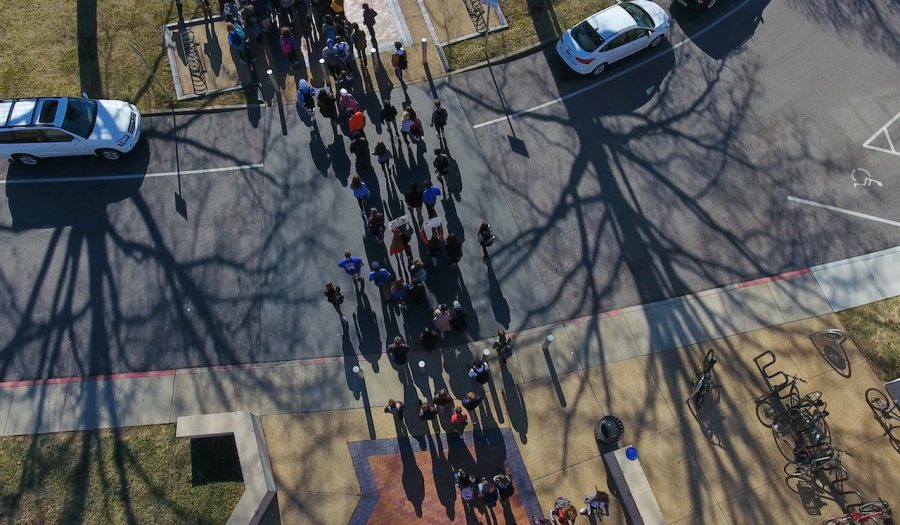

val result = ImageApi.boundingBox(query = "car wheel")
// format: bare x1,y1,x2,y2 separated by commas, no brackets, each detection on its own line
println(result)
592,63,607,75
96,148,123,161
650,35,663,47
12,153,40,166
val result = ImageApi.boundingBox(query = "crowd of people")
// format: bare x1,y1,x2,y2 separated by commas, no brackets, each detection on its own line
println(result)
210,2,609,520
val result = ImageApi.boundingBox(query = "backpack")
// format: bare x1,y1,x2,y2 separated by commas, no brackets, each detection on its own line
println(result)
302,89,316,110
461,487,475,501
353,30,367,50
280,36,294,55
433,108,448,127
398,50,408,69
325,47,341,66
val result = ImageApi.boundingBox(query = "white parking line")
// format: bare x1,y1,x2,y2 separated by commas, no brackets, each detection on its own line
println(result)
788,196,900,227
0,163,265,185
470,0,756,129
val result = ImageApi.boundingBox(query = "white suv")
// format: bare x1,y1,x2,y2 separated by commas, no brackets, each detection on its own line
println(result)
0,97,142,165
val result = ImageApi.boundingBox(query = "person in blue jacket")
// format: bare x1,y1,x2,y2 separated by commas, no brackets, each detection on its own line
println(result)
368,261,393,300
422,181,441,218
338,250,364,288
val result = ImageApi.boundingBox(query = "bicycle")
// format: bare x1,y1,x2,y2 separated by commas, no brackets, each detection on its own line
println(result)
686,349,717,410
755,374,805,428
822,499,893,524
784,443,845,477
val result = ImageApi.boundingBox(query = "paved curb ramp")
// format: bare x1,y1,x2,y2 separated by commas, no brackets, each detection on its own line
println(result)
176,412,276,525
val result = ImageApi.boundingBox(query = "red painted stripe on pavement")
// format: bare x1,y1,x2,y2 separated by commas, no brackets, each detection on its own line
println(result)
0,369,176,389
737,268,811,288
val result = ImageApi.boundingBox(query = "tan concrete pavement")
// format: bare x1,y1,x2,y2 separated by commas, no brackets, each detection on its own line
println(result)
260,313,900,524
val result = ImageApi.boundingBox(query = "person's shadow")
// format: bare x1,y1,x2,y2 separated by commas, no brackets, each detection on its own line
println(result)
500,360,528,443
354,292,382,372
487,261,510,328
398,427,426,516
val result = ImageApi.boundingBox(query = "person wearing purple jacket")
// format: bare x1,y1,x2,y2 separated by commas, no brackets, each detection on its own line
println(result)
338,250,365,288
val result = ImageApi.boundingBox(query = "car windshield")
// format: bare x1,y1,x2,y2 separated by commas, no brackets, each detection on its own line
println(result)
620,2,654,28
571,21,604,52
60,97,98,138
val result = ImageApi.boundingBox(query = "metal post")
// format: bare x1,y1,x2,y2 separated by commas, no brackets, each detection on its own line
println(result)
319,57,328,80
418,360,427,373
352,365,364,378
482,348,492,360
370,47,378,67
542,334,554,351
421,37,428,64
484,1,491,53
266,69,277,91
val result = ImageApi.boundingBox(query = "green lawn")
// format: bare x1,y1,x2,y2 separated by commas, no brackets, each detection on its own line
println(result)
0,425,243,525
0,0,242,111
838,296,900,382
445,0,614,69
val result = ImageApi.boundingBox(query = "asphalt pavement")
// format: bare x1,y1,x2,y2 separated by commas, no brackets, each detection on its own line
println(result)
1,0,898,381
448,0,900,319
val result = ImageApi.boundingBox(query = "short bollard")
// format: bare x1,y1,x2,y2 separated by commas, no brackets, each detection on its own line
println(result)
482,348,492,359
418,360,427,372
542,334,554,351
318,57,328,79
370,47,378,64
351,365,363,378
421,37,428,64
265,69,277,91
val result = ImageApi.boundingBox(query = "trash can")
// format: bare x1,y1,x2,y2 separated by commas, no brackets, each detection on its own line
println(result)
595,415,624,444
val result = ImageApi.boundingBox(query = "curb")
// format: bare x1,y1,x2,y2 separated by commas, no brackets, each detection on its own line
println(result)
446,38,558,75
142,102,266,117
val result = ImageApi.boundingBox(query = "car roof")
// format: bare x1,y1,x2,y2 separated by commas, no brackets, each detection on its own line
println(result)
586,4,637,40
0,98,69,130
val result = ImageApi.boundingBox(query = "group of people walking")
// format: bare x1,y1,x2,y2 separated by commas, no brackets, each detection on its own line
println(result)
222,0,385,72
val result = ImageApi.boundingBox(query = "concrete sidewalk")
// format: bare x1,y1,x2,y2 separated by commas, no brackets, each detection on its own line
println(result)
2,243,898,437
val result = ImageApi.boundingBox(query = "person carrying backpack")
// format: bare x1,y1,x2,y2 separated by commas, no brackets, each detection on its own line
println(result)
323,281,346,322
339,88,361,117
468,357,490,384
431,99,448,139
323,38,342,76
351,22,369,65
321,15,338,42
373,141,392,175
226,22,250,64
477,220,495,261
391,41,408,82
297,79,317,117
279,27,299,68
362,3,378,42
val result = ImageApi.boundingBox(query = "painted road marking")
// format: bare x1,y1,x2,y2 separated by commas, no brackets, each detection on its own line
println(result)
850,168,882,189
788,196,900,227
471,0,756,129
863,110,900,157
0,163,264,185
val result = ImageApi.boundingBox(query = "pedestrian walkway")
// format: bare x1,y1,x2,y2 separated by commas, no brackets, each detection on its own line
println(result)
164,0,491,101
2,244,898,437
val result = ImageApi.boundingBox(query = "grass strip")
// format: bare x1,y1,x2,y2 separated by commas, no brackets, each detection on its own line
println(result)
0,425,243,524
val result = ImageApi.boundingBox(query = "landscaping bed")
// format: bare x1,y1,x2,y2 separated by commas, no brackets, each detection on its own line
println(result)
0,0,242,111
838,296,900,382
0,425,243,524
444,0,614,70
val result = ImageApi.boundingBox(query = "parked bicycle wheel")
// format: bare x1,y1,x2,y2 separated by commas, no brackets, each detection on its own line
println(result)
857,500,891,515
865,388,892,415
756,398,776,427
